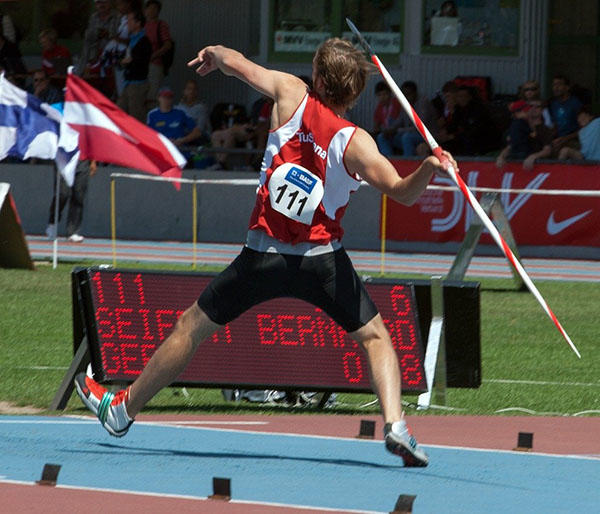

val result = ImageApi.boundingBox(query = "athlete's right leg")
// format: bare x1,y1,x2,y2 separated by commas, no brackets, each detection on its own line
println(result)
126,303,219,417
74,303,220,436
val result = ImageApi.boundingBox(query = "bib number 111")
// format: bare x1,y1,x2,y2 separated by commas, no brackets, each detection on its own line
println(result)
275,184,309,216
268,163,324,225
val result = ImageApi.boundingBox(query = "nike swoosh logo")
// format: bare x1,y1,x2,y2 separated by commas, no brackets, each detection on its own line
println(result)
547,210,592,235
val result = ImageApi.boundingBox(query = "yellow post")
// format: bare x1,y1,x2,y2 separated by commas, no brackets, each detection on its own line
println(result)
192,181,198,270
380,194,387,276
111,177,117,267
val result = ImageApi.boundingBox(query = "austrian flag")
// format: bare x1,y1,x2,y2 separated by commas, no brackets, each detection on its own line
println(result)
64,72,186,186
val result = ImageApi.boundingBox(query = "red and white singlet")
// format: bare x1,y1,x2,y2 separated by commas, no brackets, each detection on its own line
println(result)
247,92,361,249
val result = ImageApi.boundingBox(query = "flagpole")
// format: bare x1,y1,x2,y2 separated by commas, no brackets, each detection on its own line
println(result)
52,165,60,269
192,179,197,270
379,194,387,276
111,177,117,267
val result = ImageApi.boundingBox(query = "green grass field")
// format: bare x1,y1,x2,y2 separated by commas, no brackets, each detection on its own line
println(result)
0,261,598,418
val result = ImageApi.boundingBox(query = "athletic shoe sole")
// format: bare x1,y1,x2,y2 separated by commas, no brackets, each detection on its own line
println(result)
74,373,132,438
385,436,429,467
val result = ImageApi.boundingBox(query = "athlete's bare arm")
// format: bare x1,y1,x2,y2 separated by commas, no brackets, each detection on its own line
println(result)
188,45,307,129
345,127,458,206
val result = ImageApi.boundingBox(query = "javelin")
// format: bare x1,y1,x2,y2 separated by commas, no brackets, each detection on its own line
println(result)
346,18,581,358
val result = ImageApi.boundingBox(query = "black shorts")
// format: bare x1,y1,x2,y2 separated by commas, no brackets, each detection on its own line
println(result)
197,246,378,333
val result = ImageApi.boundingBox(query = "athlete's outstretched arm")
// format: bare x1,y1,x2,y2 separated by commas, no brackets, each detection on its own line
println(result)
188,45,305,104
345,128,458,206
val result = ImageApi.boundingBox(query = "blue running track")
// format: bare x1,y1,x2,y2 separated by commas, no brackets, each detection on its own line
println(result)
1,416,599,513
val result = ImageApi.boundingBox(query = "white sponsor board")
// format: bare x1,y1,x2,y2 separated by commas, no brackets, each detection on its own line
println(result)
274,31,331,52
342,31,401,53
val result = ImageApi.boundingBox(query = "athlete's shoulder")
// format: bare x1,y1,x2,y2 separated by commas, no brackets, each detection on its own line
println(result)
346,126,375,148
343,126,381,171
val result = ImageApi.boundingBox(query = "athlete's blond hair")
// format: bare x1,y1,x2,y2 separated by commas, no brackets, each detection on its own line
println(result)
313,38,374,109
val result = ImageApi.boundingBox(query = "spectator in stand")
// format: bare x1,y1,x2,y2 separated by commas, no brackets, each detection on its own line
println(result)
517,79,552,128
79,0,119,78
495,99,554,170
209,103,255,170
249,94,273,150
30,69,63,104
548,74,582,154
558,106,600,162
117,9,151,122
147,86,202,155
175,79,209,144
144,0,173,109
0,10,17,44
100,0,137,99
443,85,500,155
373,80,402,156
394,81,438,157
46,160,96,243
39,28,72,90
0,31,26,86
432,80,458,145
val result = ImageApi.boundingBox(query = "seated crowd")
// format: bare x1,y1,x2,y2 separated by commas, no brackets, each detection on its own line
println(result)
372,75,600,168
1,0,598,172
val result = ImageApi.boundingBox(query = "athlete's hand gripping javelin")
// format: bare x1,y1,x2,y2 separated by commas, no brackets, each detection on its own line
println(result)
429,149,459,176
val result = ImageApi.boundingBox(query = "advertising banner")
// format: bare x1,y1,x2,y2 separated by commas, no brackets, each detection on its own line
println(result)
386,160,600,247
274,31,331,52
342,31,401,53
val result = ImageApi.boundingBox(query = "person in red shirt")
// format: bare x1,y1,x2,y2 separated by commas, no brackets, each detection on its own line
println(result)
74,38,458,468
39,28,72,90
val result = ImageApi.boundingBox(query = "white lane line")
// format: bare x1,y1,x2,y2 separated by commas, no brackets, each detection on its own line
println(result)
0,419,269,426
2,366,69,371
424,443,600,461
0,420,95,424
142,420,269,426
1,418,598,462
126,421,600,461
484,378,600,387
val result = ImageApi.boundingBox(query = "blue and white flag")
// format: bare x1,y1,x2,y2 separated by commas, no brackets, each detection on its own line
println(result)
0,73,79,185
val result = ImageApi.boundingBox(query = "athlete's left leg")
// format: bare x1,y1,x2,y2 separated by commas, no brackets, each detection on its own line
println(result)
348,314,429,466
347,313,402,423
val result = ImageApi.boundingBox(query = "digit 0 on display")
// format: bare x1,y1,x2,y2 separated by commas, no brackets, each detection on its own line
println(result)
76,268,427,393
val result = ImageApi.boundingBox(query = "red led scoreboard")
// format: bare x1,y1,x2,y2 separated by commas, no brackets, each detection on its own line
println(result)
72,268,480,394
72,267,481,392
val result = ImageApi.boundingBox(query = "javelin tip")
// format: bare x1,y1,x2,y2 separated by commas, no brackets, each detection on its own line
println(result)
345,18,374,56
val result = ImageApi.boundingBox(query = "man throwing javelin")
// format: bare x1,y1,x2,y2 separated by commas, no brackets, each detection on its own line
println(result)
75,38,458,467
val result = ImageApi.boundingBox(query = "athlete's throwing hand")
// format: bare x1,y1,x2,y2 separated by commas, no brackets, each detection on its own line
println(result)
188,46,220,76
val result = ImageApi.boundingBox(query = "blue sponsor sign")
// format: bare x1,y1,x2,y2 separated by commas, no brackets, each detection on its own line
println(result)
285,166,316,194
